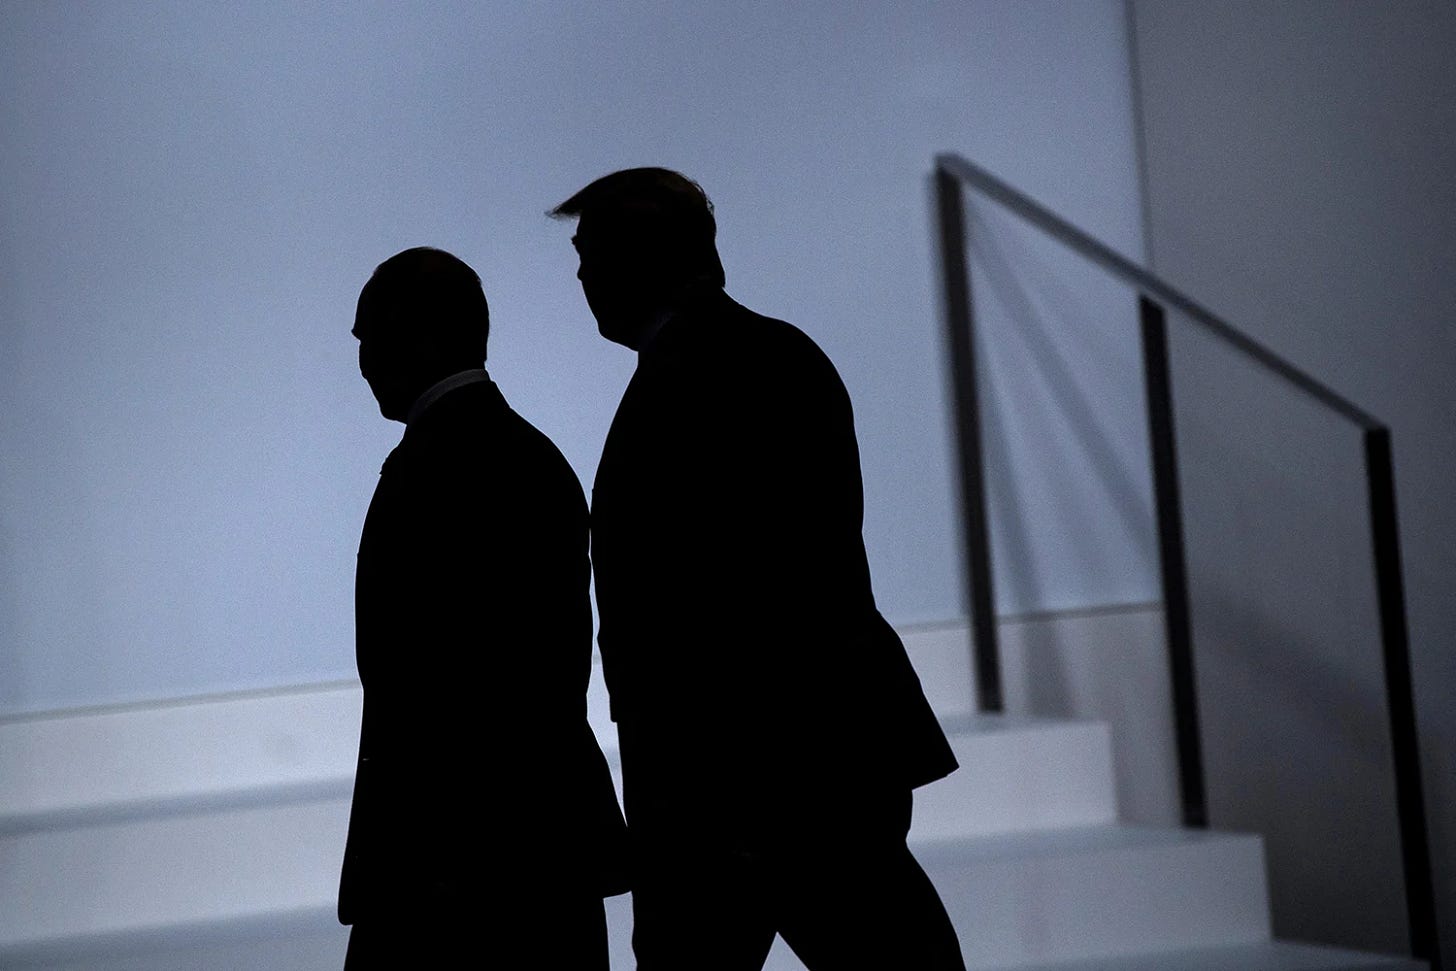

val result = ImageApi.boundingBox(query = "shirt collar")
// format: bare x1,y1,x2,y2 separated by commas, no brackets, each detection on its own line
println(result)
405,368,490,426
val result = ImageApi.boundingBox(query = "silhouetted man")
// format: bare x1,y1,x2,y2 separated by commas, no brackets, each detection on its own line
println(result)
553,170,965,969
338,247,627,969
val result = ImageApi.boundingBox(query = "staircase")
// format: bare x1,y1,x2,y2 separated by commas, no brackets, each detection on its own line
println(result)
759,713,1421,971
0,659,1428,970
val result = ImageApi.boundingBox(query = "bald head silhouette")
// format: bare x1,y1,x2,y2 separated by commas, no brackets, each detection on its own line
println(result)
352,247,490,421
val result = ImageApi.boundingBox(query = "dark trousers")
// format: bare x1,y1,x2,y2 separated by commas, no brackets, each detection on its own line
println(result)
629,790,965,971
342,893,609,970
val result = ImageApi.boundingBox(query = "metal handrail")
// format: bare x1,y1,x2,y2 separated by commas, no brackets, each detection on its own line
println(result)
935,153,1380,427
933,151,1437,967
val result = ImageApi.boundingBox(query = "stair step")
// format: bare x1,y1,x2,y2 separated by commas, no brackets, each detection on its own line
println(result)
992,941,1425,971
0,925,1415,966
616,826,1274,971
0,911,347,971
595,715,1121,844
0,919,1421,971
0,799,351,951
614,826,1275,971
1,792,1269,970
0,684,360,831
917,826,1271,969
911,714,1118,841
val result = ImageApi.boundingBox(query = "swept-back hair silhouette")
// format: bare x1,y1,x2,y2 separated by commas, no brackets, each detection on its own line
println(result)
551,166,725,288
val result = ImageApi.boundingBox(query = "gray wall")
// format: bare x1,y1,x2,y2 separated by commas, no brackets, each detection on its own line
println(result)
1130,1,1456,963
0,2,1150,714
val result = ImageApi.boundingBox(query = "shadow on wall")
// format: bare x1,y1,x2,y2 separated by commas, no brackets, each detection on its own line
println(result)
1170,322,1416,956
928,173,1157,616
1193,587,1411,955
972,207,1154,557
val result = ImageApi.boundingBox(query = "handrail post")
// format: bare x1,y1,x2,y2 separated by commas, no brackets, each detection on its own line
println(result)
1364,428,1440,965
1138,295,1207,828
935,164,1003,713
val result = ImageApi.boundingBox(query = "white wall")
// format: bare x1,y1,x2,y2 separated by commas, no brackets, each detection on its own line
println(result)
1129,1,1456,964
0,1,1150,715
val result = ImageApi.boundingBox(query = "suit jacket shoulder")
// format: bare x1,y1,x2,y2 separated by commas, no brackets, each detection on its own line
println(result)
342,378,626,924
591,290,957,802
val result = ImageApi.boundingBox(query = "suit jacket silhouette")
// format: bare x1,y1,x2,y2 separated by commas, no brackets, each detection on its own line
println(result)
339,377,627,926
591,288,957,838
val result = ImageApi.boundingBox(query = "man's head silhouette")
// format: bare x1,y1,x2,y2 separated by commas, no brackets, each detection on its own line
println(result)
552,168,724,350
353,247,490,422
